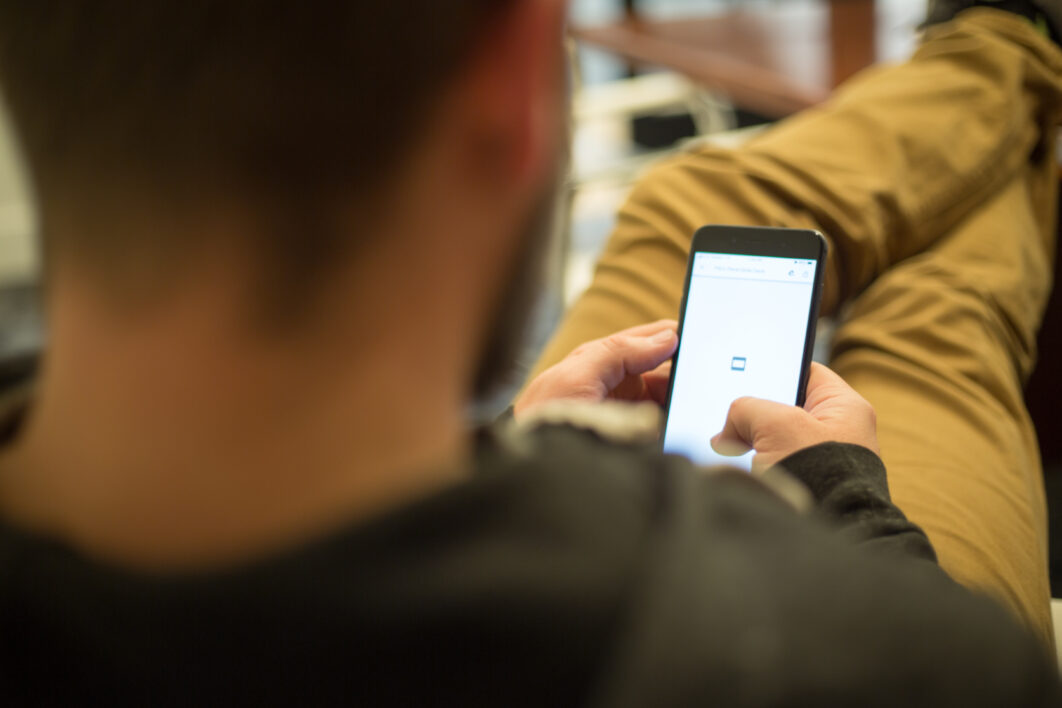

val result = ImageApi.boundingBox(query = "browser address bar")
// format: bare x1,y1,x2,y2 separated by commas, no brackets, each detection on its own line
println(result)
692,253,815,284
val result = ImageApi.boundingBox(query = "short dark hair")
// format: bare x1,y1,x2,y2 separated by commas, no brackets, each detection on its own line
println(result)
0,2,511,298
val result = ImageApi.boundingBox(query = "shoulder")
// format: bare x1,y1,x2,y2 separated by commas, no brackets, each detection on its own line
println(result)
482,400,811,519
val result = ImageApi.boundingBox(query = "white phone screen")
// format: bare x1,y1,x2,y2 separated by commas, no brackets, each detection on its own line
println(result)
662,252,818,470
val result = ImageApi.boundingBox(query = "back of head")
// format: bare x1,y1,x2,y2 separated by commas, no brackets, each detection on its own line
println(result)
0,0,569,570
0,1,511,299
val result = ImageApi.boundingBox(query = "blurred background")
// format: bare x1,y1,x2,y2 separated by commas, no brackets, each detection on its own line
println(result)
0,87,34,367
0,0,929,369
510,0,926,405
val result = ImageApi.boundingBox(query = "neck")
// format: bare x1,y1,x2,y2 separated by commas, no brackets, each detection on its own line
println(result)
0,266,474,571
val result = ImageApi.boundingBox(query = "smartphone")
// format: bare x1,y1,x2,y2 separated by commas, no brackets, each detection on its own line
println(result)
661,225,828,470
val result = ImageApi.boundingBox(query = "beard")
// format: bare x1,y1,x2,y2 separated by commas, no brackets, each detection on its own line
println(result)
472,46,572,406
471,169,564,404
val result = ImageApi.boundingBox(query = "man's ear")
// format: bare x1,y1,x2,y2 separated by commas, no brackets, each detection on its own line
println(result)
456,0,569,187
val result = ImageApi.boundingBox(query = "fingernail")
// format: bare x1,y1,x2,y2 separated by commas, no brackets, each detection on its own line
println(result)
711,437,751,457
652,330,676,344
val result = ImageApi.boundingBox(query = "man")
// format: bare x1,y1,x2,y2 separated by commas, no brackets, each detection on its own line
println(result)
0,1,1056,705
532,0,1062,651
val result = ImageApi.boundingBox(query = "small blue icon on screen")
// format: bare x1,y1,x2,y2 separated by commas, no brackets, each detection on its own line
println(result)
731,357,747,371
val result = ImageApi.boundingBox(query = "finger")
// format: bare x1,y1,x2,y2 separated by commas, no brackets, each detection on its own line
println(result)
711,435,752,458
641,361,673,406
609,373,650,402
750,451,780,475
570,321,676,362
806,362,850,392
710,396,794,456
580,328,678,391
609,319,679,339
803,362,863,411
611,359,675,404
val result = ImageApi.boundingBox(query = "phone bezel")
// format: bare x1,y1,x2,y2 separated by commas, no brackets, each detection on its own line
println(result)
660,224,829,452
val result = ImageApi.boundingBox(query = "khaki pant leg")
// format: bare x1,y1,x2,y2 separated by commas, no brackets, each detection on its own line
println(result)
531,10,1062,378
831,153,1057,646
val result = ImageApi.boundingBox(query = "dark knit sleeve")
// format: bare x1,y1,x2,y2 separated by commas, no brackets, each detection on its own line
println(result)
778,442,939,562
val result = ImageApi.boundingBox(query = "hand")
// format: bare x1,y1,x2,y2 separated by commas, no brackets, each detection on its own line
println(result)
514,320,678,419
710,363,879,471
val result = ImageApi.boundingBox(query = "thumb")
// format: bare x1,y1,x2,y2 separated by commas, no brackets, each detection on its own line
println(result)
585,329,678,391
803,361,866,414
641,360,673,405
710,396,794,457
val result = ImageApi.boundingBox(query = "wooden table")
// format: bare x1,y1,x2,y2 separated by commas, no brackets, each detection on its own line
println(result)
574,0,879,118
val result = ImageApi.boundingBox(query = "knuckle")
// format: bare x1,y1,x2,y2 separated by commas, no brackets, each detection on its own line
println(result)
600,334,628,354
858,397,877,424
730,396,754,411
570,342,593,358
727,397,752,419
866,403,878,425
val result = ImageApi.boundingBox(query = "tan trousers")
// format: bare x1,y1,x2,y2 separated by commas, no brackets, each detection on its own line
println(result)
532,10,1062,647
